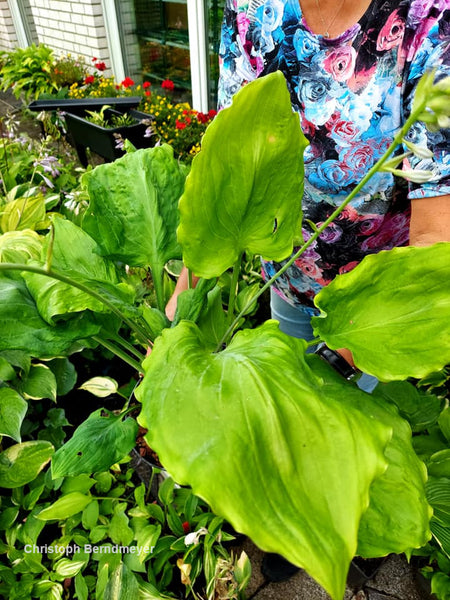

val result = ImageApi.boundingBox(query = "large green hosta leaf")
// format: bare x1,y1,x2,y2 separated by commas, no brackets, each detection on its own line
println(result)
136,321,391,600
305,356,432,557
313,244,450,380
23,217,132,324
81,145,186,268
177,72,308,278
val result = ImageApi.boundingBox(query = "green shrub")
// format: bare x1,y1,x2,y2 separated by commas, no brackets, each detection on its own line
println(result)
0,44,57,101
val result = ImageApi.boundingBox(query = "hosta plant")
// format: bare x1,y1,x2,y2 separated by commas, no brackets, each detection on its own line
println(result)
0,71,449,599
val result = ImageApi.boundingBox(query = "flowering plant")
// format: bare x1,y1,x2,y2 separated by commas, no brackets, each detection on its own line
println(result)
69,73,216,162
141,93,216,162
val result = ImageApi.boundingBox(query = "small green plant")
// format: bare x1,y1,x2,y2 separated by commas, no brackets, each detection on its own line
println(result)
0,44,57,101
0,117,82,229
84,106,137,129
50,54,87,90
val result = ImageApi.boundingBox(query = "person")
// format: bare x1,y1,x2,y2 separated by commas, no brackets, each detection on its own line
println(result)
167,0,450,391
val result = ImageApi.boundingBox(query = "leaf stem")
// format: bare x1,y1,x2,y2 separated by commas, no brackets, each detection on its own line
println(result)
152,265,166,314
215,104,425,350
226,253,243,329
92,335,142,373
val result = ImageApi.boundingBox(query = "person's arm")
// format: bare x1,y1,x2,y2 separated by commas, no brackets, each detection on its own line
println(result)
165,267,199,321
409,194,450,246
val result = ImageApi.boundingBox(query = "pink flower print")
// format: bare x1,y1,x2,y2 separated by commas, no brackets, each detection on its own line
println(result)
295,258,323,280
237,12,250,45
339,261,360,274
323,46,356,82
341,143,376,179
377,9,405,51
317,222,343,243
329,119,359,146
360,213,409,251
356,214,384,236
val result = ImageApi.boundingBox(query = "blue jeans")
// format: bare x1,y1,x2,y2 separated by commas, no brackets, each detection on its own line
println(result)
270,289,378,393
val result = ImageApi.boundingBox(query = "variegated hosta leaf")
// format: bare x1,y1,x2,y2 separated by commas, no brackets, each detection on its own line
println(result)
313,244,450,380
137,320,391,600
177,72,308,278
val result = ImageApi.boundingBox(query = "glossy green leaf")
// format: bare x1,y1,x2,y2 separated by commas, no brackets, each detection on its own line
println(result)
104,563,139,600
37,491,92,521
0,440,53,488
178,72,308,278
81,145,186,269
428,450,450,478
372,381,442,432
439,408,450,443
306,355,432,557
51,409,138,478
137,320,391,600
46,357,77,396
18,363,57,401
431,571,450,599
313,244,450,380
109,503,134,546
0,275,101,357
0,387,27,442
355,388,432,556
23,217,125,323
0,355,16,381
172,278,217,328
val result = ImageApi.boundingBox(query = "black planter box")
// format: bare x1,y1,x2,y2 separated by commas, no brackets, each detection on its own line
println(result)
64,107,154,166
28,96,142,117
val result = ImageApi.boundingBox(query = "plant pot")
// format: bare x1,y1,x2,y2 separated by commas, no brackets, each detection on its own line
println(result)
64,107,154,166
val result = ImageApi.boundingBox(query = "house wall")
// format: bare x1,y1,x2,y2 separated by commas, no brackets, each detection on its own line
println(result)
27,0,112,74
0,1,19,51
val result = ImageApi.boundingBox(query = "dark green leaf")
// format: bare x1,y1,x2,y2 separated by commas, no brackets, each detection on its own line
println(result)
51,409,138,478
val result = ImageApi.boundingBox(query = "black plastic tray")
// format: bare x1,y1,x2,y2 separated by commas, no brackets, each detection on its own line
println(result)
28,97,142,116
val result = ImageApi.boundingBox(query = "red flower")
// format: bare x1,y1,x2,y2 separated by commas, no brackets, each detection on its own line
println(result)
161,79,175,91
84,75,95,85
94,61,106,71
182,521,190,534
92,57,97,62
145,90,151,97
208,109,217,119
121,76,135,88
143,81,151,89
197,112,209,124
176,120,186,130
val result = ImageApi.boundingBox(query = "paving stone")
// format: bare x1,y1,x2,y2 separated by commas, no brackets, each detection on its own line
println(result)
368,554,425,600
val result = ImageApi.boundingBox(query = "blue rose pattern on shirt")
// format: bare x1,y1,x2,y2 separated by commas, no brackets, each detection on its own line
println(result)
218,0,450,311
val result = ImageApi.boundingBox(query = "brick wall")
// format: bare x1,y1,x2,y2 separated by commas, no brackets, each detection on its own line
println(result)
0,1,19,52
27,0,112,75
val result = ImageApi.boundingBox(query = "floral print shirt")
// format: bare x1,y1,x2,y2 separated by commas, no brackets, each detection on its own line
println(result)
218,0,450,313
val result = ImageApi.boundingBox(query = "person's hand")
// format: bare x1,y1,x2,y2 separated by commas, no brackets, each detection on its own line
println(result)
337,348,356,368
